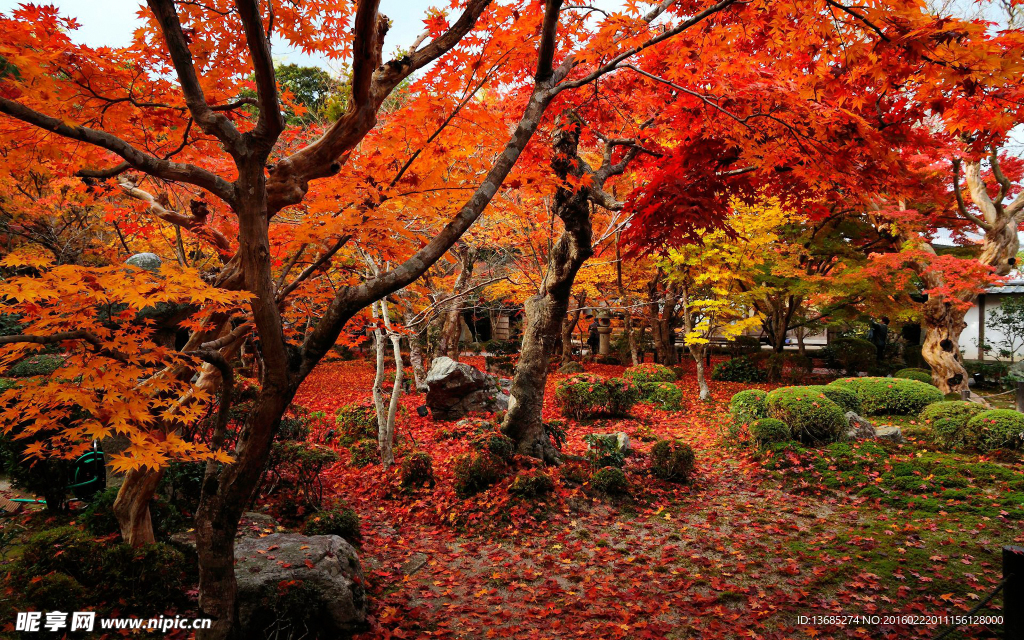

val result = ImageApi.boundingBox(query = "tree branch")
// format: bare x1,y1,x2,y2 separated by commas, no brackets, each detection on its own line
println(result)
146,0,242,149
234,0,285,143
0,97,235,203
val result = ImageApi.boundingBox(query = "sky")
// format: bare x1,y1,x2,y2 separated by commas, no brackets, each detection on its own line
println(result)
0,0,444,72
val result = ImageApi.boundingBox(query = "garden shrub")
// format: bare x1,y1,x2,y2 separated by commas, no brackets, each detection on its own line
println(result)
827,377,943,415
159,460,206,516
555,374,610,419
349,439,378,467
591,467,629,495
470,432,516,462
0,377,17,393
304,506,362,543
711,356,766,382
639,381,682,410
622,363,677,384
335,403,378,443
400,451,435,488
583,433,628,469
895,368,933,384
6,353,63,377
966,410,1024,452
728,335,762,356
560,460,592,485
749,418,792,448
21,572,86,611
266,441,340,509
649,439,696,482
508,469,555,498
605,377,640,416
278,414,312,441
82,486,186,538
453,451,508,498
821,337,876,375
920,401,988,450
749,352,812,382
14,527,192,615
729,389,767,422
765,386,847,444
806,385,862,415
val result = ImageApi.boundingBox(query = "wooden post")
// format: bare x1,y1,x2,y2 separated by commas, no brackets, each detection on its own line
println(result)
961,389,970,401
1005,546,1024,640
1016,382,1024,413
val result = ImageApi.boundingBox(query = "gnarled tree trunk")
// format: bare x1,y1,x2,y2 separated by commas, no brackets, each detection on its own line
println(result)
647,272,679,365
437,244,475,361
559,292,585,365
502,124,593,463
113,466,165,546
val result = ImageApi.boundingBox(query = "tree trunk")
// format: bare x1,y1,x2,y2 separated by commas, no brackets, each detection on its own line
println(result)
503,123,594,463
694,346,711,401
404,310,428,391
919,295,971,393
438,245,474,361
647,273,679,365
559,293,585,365
113,466,164,546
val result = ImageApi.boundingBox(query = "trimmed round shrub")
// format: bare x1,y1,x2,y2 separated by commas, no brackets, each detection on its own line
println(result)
919,400,987,451
453,451,507,498
966,410,1024,452
729,389,767,422
555,375,610,419
335,403,377,443
749,418,791,448
623,363,677,384
591,467,629,495
303,506,362,543
605,377,640,416
400,451,435,488
348,439,378,467
895,368,933,384
808,385,862,415
470,432,516,462
821,337,876,375
765,386,847,444
22,572,86,611
508,469,555,498
827,377,943,415
649,439,696,482
711,356,766,383
639,381,683,410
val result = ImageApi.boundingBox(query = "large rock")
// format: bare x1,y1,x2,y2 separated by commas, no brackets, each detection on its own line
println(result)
235,533,367,637
425,357,504,420
875,425,906,444
845,411,876,440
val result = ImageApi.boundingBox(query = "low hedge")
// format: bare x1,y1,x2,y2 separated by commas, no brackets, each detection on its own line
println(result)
711,356,766,383
827,377,942,415
966,410,1024,452
765,386,847,444
555,374,610,419
894,368,933,384
729,389,767,422
622,363,677,384
811,385,862,415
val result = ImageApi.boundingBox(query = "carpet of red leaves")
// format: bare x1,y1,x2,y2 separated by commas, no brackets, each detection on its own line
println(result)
291,358,1018,640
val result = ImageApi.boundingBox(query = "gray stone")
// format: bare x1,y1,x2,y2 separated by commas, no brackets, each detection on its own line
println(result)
235,533,367,637
125,252,163,271
875,425,906,444
425,357,504,420
844,411,876,440
238,512,279,538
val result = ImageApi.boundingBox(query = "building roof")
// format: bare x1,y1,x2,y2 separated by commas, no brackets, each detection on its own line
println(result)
987,279,1024,294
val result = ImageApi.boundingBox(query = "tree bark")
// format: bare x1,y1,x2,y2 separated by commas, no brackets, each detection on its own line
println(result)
648,273,679,365
404,309,428,391
559,293,585,365
113,466,165,546
437,245,475,360
503,124,594,463
694,346,711,401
